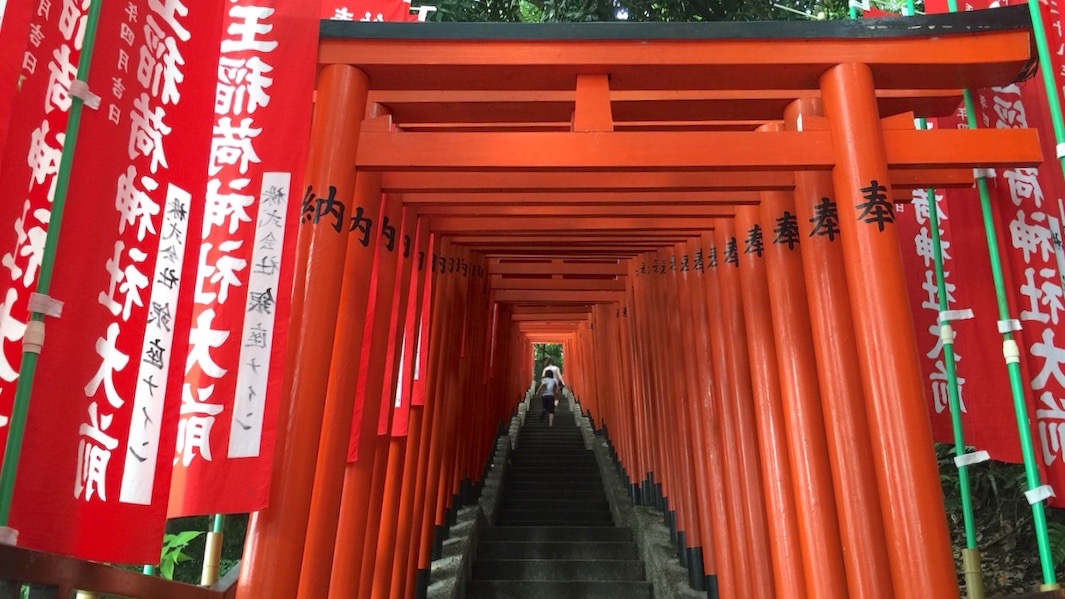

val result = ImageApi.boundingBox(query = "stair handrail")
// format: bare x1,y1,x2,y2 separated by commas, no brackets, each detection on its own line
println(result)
0,544,240,598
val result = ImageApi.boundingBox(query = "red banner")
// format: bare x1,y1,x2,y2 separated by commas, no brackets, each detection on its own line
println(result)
0,0,91,482
8,0,222,563
391,228,432,437
165,0,316,518
321,0,426,22
900,0,1065,505
0,0,34,169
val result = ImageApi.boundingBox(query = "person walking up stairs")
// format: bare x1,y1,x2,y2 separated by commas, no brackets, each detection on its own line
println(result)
469,396,651,598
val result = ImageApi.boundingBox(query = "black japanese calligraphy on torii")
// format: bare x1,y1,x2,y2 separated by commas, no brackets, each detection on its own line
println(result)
774,211,800,250
856,180,895,232
809,197,841,241
301,185,347,233
725,238,739,267
708,246,718,268
403,234,412,258
381,216,397,252
744,224,764,257
350,206,374,247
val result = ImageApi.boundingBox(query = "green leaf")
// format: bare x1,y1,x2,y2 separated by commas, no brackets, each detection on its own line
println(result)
160,560,175,580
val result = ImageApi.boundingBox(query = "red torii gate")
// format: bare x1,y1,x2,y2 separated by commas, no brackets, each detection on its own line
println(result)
237,8,1042,599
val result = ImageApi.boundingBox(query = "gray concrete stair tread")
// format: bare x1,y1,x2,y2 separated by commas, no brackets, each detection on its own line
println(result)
478,541,639,560
467,580,652,599
473,559,646,581
480,526,633,542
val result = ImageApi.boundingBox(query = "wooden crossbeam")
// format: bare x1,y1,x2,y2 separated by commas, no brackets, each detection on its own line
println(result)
494,289,624,303
490,278,626,291
320,12,1030,91
383,168,973,193
490,262,626,276
358,129,1039,172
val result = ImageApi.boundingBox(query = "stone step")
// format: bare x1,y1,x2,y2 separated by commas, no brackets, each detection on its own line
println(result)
501,490,607,502
500,498,610,512
480,526,633,543
477,540,639,561
473,559,645,582
497,510,614,526
467,580,652,599
504,481,605,492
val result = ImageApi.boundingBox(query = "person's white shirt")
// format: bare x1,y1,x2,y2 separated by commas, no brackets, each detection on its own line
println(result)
541,365,564,386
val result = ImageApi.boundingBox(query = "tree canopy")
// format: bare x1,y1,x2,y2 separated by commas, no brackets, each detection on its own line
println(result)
428,0,924,26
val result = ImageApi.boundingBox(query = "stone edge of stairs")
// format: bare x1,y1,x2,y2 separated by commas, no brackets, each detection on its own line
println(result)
426,395,529,599
573,397,707,599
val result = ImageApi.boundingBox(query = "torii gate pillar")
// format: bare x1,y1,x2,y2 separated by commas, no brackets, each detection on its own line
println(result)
821,62,958,598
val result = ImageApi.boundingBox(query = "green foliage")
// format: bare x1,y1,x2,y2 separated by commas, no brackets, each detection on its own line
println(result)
429,0,860,23
159,530,204,580
533,343,564,381
1048,521,1065,568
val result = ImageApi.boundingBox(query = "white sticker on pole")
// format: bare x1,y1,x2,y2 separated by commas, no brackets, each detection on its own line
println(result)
27,293,63,318
938,309,974,324
69,80,101,110
973,168,996,180
997,319,1022,334
953,450,990,468
1057,142,1065,160
1025,484,1055,505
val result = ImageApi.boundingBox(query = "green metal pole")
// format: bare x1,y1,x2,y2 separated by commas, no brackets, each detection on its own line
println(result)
896,6,982,596
938,0,1059,588
0,0,103,526
916,117,986,599
143,565,156,576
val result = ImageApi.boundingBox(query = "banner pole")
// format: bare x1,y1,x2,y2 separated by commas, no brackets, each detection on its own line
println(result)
0,0,103,527
201,514,225,586
892,3,984,595
935,0,1059,588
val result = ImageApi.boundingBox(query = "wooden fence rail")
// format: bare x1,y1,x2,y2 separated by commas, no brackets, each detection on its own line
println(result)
0,545,237,599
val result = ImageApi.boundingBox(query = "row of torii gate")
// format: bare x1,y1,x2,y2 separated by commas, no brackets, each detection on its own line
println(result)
236,7,1043,599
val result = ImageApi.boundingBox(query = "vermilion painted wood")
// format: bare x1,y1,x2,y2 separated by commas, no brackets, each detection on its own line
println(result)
319,29,1030,92
821,63,959,598
404,238,454,598
296,171,386,599
689,234,738,599
389,228,437,598
380,169,974,194
323,191,404,599
736,204,806,598
236,65,369,599
786,96,895,597
714,223,776,599
367,88,965,126
490,261,625,276
358,210,420,599
675,239,721,586
760,184,848,598
668,243,707,560
355,129,1039,172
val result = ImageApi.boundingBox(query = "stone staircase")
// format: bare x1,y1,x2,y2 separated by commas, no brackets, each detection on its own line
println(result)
468,399,652,598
